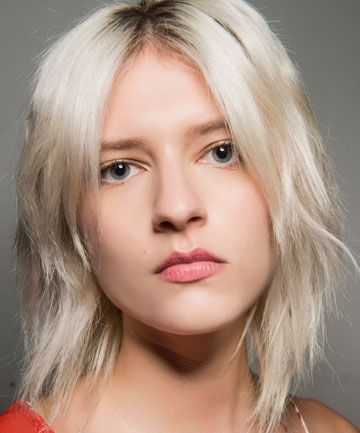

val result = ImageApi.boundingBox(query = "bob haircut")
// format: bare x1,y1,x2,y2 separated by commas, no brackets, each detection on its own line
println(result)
16,0,355,431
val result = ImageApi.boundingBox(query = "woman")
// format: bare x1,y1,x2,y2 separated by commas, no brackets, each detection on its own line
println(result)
0,0,358,432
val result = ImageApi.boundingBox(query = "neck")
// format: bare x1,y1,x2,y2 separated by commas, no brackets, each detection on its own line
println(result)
100,313,258,433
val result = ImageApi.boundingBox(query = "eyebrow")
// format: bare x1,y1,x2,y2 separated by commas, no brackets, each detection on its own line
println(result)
100,119,230,152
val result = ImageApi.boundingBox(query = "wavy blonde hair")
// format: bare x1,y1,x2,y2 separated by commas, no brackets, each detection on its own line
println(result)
16,0,356,431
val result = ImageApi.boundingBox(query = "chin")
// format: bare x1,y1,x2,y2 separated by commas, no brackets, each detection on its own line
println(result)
130,298,248,336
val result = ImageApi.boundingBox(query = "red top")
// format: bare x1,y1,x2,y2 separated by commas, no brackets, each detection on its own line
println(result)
0,398,311,433
0,400,54,433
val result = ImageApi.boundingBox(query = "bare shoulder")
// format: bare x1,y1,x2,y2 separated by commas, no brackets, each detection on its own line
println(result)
291,396,360,433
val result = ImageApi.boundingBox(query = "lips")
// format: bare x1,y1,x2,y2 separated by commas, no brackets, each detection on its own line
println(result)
154,247,226,274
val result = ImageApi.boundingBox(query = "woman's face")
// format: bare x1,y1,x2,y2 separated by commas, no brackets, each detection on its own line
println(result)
81,45,276,335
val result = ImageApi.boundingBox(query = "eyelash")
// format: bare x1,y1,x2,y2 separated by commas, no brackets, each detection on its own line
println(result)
99,140,242,185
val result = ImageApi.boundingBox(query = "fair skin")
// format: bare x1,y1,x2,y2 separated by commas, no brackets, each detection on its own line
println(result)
45,45,359,433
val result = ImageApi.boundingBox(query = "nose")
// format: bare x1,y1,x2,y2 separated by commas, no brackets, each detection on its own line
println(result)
152,163,207,233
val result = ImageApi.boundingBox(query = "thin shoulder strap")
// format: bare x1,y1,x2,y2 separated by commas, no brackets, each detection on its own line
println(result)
291,401,310,433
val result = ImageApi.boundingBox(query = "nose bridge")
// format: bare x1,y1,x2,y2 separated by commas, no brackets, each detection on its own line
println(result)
152,155,207,232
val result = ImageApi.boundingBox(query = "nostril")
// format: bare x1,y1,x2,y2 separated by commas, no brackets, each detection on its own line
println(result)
156,221,179,232
162,221,174,230
189,216,201,224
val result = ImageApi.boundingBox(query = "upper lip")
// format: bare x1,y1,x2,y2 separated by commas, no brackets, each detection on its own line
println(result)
154,247,226,274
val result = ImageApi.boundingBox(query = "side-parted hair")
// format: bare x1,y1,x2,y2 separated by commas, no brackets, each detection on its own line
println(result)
16,0,356,431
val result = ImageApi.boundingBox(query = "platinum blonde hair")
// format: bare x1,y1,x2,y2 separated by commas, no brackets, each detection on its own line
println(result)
16,0,356,431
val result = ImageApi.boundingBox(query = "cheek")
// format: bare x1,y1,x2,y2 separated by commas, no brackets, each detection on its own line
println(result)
240,187,272,256
221,175,276,286
78,197,99,261
79,193,148,281
215,172,272,245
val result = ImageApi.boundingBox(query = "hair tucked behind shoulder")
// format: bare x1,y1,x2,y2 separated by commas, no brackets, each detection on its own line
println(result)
16,1,358,431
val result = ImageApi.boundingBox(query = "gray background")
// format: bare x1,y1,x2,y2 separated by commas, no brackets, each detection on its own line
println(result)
1,0,359,428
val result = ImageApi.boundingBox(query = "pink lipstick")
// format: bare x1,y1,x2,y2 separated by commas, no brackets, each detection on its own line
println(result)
154,248,226,282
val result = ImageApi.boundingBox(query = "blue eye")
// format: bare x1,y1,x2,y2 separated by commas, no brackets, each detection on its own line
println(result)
107,162,128,180
204,141,241,166
211,143,233,163
100,161,139,184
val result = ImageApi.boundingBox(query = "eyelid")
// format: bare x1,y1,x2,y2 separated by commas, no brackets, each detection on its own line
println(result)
204,139,233,152
100,158,139,171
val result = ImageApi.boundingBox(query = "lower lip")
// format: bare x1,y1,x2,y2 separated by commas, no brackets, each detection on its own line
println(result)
156,261,226,282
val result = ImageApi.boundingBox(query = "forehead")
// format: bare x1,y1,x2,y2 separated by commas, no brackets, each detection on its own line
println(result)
102,45,226,144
